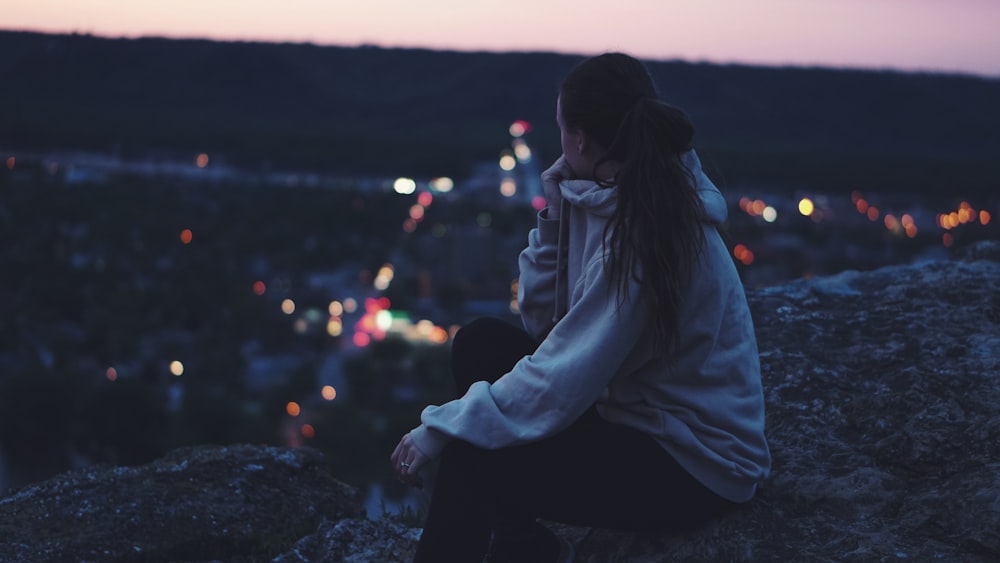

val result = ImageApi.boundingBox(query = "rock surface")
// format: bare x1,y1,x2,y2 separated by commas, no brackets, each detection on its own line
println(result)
0,445,364,562
2,241,999,562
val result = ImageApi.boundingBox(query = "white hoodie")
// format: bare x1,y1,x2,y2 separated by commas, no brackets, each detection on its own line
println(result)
408,151,771,503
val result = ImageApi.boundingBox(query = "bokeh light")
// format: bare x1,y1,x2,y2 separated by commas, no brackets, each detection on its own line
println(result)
393,177,417,194
798,198,814,216
322,385,337,401
169,360,184,376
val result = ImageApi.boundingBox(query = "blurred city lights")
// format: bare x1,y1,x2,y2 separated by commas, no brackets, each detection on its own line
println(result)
328,300,344,317
179,229,193,244
286,402,301,416
409,204,425,221
281,299,295,314
343,298,358,313
733,244,755,265
253,281,266,296
500,179,516,197
353,332,371,347
169,361,184,376
867,206,880,221
195,153,209,168
762,206,777,223
798,198,815,216
513,139,532,162
375,309,392,332
531,196,546,211
499,153,516,171
322,385,337,401
106,367,117,382
374,264,394,291
509,120,531,137
417,191,433,207
981,210,992,225
430,177,454,192
326,318,343,337
393,177,417,194
301,424,315,438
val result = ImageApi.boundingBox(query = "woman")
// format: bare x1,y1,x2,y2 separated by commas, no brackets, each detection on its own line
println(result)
391,52,771,563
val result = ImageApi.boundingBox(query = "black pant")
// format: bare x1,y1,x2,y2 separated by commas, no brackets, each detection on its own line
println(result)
414,317,737,562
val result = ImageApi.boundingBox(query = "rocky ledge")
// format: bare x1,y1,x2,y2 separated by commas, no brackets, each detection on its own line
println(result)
2,241,999,562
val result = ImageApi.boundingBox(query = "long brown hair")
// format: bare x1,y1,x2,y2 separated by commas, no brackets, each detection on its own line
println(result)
559,53,706,356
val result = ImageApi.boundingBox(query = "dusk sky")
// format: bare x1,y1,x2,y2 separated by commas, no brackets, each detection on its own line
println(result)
3,0,1000,77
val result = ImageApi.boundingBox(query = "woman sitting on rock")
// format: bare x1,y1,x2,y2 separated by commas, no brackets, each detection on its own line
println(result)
392,52,771,563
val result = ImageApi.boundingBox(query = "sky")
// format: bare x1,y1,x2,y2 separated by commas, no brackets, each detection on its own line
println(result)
3,0,1000,77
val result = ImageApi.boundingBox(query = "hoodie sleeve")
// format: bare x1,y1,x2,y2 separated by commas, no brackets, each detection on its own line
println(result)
515,207,563,340
407,253,650,460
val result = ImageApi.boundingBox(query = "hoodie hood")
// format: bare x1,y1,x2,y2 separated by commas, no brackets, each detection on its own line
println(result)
558,150,727,224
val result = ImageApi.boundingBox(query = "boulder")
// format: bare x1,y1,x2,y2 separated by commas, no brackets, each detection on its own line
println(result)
2,242,998,562
554,242,1000,561
0,445,365,562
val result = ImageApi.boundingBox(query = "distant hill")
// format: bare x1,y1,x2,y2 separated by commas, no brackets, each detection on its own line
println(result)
2,30,999,194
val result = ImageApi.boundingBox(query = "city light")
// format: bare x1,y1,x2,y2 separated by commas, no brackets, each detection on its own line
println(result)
509,120,531,137
322,385,337,401
393,177,417,194
169,361,184,376
499,153,516,171
196,153,209,168
301,424,315,438
500,179,516,197
374,264,394,291
106,367,117,381
343,298,358,313
762,206,777,223
326,318,343,337
733,244,755,265
253,281,266,296
353,332,371,347
417,191,433,207
409,204,425,221
798,198,814,216
281,299,295,314
179,229,193,244
286,402,300,416
430,177,454,192
513,139,532,162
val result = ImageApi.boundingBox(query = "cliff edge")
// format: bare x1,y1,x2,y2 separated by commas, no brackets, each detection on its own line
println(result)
2,241,998,562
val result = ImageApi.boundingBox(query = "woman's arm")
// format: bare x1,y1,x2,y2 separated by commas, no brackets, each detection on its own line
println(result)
408,254,649,459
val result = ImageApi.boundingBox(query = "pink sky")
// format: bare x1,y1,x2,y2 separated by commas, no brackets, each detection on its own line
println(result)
3,0,1000,77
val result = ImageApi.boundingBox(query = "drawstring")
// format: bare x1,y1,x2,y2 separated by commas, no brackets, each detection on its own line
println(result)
552,198,570,323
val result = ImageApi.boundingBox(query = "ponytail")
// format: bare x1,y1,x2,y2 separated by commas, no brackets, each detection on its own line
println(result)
560,54,707,357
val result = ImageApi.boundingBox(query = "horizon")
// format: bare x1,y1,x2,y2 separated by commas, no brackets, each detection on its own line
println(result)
2,0,1000,78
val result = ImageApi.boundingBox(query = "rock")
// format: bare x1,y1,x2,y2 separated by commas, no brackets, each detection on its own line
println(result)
1,241,998,562
274,518,420,563
553,241,1000,562
0,444,365,562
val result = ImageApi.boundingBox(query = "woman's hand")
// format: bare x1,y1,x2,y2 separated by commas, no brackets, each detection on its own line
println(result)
541,155,572,219
391,433,429,489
